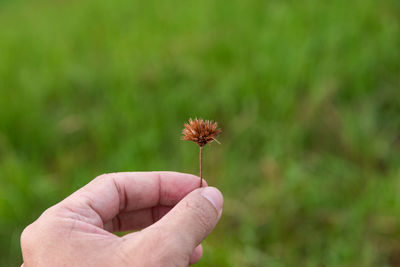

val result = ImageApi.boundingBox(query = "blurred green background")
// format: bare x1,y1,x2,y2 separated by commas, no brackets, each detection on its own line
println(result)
0,0,399,266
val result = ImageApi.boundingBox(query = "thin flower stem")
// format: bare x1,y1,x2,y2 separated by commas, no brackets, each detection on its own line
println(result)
182,118,221,188
199,146,203,187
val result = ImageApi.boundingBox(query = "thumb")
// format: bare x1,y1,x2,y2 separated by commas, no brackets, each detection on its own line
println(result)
146,187,223,257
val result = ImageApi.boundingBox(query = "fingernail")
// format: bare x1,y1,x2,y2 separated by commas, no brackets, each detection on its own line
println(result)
201,187,223,212
218,209,223,220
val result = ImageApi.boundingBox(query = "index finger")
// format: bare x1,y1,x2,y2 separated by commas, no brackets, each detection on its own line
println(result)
61,172,205,224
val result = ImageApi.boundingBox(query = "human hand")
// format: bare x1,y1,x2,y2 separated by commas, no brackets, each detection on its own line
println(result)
20,172,223,267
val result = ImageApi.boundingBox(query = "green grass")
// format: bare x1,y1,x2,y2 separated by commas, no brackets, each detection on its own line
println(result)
0,0,399,265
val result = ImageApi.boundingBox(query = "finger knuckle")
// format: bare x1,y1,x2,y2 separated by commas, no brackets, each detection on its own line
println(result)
185,200,214,231
127,231,189,266
95,173,111,181
153,235,189,266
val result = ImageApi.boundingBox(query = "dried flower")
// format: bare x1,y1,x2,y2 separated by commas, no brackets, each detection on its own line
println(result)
182,118,222,147
182,118,221,187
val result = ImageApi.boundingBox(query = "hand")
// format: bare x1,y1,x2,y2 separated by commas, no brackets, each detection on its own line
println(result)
20,172,223,267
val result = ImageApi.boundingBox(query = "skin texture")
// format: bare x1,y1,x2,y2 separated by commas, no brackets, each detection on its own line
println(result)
20,172,223,267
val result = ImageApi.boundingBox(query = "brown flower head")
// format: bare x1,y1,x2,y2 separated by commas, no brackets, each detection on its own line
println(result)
182,118,222,147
